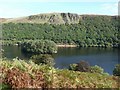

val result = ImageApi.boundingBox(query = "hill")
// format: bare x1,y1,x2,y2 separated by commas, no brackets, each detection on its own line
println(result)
1,13,117,24
2,13,119,47
1,13,81,24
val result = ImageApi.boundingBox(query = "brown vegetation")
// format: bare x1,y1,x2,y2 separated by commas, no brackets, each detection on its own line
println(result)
1,67,46,88
1,60,119,89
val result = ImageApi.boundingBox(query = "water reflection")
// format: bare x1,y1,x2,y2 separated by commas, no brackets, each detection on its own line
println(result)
3,46,119,74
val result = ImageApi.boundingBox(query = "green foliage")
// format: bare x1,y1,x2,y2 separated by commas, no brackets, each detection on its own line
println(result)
30,54,55,66
0,83,11,90
54,69,118,88
1,58,53,87
90,65,104,74
1,59,119,88
69,62,109,75
69,63,78,71
113,64,120,76
2,15,119,47
21,40,57,54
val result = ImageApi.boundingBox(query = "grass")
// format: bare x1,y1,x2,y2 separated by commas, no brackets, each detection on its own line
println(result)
3,13,80,24
0,58,119,89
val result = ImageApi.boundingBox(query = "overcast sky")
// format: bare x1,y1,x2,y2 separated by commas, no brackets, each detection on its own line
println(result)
0,0,119,18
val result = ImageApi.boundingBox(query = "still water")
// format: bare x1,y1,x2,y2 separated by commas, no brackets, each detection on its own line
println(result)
3,46,119,74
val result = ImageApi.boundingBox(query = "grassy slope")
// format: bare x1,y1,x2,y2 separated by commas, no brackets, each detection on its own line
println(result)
2,13,81,24
0,59,119,88
1,13,115,25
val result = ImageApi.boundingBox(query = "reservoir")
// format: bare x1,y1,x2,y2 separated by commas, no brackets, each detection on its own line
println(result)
3,46,119,74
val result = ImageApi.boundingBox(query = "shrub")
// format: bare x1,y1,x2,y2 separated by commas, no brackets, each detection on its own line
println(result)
76,60,91,72
21,40,57,54
30,54,55,66
69,62,107,74
90,65,104,74
69,64,78,71
1,59,119,88
113,64,120,76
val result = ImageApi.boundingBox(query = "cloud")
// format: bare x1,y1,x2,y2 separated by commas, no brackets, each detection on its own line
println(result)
101,3,118,15
0,1,118,18
0,5,32,18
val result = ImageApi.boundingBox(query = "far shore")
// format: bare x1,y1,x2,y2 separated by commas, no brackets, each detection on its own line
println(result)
56,44,77,47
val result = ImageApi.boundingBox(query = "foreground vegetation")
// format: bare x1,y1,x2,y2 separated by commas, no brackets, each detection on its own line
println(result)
2,15,119,47
0,59,119,89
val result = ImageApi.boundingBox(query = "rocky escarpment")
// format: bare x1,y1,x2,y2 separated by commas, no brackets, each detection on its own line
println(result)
2,13,81,24
1,13,115,24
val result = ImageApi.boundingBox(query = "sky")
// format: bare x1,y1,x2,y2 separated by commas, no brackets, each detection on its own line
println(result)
0,0,119,18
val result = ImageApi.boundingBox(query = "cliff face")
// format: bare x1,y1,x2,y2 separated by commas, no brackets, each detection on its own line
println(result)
1,13,81,24
1,13,116,24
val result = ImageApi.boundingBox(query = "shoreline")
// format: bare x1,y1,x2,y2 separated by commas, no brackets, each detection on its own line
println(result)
56,44,77,47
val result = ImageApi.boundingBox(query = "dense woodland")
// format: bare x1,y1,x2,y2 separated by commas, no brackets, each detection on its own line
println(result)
21,40,57,54
2,15,119,47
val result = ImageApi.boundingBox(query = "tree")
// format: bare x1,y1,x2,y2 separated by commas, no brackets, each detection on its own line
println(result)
30,54,55,66
21,40,57,54
113,64,120,76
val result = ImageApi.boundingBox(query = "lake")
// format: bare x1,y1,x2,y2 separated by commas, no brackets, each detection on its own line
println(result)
2,46,119,74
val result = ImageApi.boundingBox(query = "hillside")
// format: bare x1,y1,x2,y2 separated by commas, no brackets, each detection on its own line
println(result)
1,13,119,47
1,13,82,24
0,18,10,23
1,13,117,24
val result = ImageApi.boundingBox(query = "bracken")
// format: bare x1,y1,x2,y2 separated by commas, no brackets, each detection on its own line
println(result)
3,68,46,88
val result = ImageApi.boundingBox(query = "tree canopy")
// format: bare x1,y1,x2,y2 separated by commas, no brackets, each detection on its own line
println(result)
21,40,57,54
2,15,119,47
